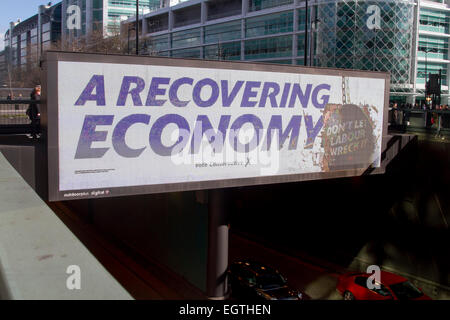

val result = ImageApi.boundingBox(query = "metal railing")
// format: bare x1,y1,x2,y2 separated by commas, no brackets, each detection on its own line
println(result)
389,108,450,136
0,99,40,134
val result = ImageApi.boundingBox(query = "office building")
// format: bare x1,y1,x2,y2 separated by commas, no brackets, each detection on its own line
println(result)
125,0,450,105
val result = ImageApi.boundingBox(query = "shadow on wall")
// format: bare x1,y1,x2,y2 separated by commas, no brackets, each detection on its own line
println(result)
64,191,209,294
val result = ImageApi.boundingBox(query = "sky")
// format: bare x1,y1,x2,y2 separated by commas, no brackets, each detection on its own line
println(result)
0,0,50,50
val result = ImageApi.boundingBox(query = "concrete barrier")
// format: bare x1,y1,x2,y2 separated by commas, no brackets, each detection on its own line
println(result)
0,152,133,300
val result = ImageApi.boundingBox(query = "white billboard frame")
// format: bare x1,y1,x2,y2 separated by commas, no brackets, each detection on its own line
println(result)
42,51,390,201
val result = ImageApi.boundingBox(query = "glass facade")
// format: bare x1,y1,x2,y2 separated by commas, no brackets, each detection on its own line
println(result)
172,28,201,48
172,47,201,58
417,62,448,85
205,42,241,61
419,8,449,34
132,0,450,103
417,4,450,98
3,3,61,68
204,21,241,44
418,36,448,60
245,35,292,60
147,34,170,53
106,0,160,34
61,0,160,36
245,12,293,37
316,0,415,87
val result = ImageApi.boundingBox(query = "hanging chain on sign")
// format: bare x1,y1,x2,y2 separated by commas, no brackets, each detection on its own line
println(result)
342,76,351,105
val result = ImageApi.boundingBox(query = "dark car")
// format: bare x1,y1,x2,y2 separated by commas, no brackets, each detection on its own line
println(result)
228,260,305,300
336,270,431,300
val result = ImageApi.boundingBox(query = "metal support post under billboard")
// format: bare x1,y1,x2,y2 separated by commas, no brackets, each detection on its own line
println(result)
206,189,229,299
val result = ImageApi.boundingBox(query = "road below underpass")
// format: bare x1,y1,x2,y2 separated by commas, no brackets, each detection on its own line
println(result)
229,232,343,300
227,134,450,300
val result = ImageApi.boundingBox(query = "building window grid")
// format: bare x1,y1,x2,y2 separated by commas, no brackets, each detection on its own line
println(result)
418,37,449,60
419,9,449,34
172,28,201,49
171,46,201,58
163,7,310,62
245,35,292,60
204,41,241,60
204,21,242,44
417,62,448,85
146,34,170,52
246,11,293,38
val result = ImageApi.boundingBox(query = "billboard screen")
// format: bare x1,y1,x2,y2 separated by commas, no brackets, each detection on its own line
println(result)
44,52,389,201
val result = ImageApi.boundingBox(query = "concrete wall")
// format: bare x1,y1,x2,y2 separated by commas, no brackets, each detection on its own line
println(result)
65,191,209,293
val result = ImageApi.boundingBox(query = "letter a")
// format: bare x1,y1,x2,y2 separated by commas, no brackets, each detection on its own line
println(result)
366,265,381,290
75,75,106,106
366,5,381,30
67,5,81,30
66,265,81,290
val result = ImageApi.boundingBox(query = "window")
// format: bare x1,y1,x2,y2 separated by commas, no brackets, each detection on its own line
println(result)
42,32,51,42
389,281,423,300
371,284,392,297
248,0,293,13
147,34,169,52
93,9,103,22
204,21,241,44
173,5,201,28
147,14,169,33
256,273,286,290
42,22,51,33
246,12,293,38
172,28,201,49
207,0,241,20
419,9,449,34
355,276,393,297
204,42,241,60
245,35,292,59
171,47,201,58
354,276,368,287
418,36,449,60
298,8,311,32
93,0,103,10
108,0,159,10
417,62,447,85
239,268,256,285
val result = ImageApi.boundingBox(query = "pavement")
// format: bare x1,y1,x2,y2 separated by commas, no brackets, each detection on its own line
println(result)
0,151,133,299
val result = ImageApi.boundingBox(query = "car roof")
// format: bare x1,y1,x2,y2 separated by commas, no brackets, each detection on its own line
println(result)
232,260,280,275
348,270,408,285
379,271,408,285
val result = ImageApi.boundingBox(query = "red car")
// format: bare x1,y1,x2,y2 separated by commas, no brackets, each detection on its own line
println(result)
336,270,431,300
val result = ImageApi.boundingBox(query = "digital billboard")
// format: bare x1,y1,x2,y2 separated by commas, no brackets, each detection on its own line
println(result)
43,52,389,201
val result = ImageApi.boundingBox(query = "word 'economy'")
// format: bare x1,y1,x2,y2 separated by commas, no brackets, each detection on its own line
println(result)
72,75,332,159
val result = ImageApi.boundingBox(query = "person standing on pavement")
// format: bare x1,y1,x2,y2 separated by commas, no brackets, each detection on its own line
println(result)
27,85,41,139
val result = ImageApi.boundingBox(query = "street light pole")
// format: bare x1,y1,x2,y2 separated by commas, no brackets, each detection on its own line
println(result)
136,0,139,55
424,48,430,107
